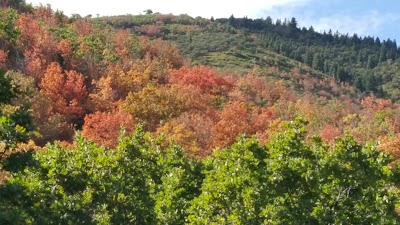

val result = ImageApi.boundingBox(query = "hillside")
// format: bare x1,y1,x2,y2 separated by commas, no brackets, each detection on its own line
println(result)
0,1,399,158
100,13,400,100
0,2,399,223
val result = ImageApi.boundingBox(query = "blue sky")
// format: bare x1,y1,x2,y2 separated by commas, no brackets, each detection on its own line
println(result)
259,0,400,42
27,0,400,42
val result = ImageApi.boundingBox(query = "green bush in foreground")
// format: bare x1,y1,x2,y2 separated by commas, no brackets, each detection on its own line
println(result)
0,119,398,224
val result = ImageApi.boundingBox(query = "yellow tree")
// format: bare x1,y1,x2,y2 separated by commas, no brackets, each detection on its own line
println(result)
121,84,186,131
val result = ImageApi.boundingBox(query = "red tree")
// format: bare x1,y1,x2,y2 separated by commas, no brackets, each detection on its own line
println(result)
169,66,233,95
82,111,135,148
212,101,274,148
40,62,88,121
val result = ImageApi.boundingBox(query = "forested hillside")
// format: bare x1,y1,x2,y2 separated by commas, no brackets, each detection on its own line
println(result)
0,1,399,224
102,12,400,99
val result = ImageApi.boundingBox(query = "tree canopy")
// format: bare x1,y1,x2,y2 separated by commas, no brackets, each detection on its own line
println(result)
0,120,398,224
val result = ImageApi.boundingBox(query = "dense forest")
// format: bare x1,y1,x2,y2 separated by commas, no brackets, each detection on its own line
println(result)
0,1,399,224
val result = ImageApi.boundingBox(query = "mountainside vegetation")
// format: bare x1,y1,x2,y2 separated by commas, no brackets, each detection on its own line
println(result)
0,1,399,223
101,12,400,99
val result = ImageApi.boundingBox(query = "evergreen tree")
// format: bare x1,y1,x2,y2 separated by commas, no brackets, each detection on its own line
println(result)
312,53,323,70
289,17,297,29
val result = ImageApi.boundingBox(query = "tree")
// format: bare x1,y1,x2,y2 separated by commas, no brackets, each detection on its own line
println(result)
144,9,153,15
82,110,135,148
89,56,173,113
303,50,313,66
121,84,186,131
288,17,297,29
39,62,88,123
156,121,200,155
189,118,400,224
228,14,236,27
0,8,20,45
31,92,74,145
139,37,184,69
0,119,398,224
0,115,28,159
158,111,217,156
169,66,233,96
212,101,274,148
0,128,203,224
320,124,342,143
16,14,58,82
0,70,17,104
152,144,203,224
0,70,34,159
188,137,268,224
212,101,251,147
312,53,323,71
0,0,31,12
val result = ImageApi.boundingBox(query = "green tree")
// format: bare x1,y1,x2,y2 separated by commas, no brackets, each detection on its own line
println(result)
0,119,398,224
262,118,399,224
0,128,203,224
303,50,313,66
0,128,160,224
0,70,17,104
288,17,297,29
312,53,323,70
188,118,399,224
0,70,34,159
152,143,203,224
228,15,236,27
0,8,20,44
187,137,268,224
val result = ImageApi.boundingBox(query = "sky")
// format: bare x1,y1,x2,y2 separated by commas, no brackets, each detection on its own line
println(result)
26,0,400,42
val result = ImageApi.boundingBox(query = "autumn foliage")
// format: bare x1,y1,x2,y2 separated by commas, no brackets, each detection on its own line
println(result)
0,3,400,163
40,62,87,122
169,66,233,95
82,111,135,148
213,101,274,147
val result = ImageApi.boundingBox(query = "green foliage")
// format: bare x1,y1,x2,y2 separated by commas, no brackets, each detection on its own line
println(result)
0,128,199,224
83,33,107,60
262,118,399,224
131,14,156,26
0,70,18,104
313,136,398,224
188,118,399,224
262,118,321,224
0,130,154,224
152,144,203,224
49,26,78,48
0,115,27,153
188,137,268,224
0,8,20,43
0,70,34,158
0,119,398,224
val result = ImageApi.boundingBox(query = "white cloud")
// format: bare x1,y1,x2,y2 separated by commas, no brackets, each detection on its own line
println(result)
301,11,400,37
256,0,310,19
